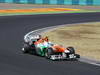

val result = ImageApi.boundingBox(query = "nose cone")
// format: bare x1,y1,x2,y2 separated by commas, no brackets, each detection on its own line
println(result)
53,45,65,52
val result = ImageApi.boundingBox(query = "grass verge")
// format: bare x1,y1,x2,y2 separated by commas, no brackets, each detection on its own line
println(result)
43,22,100,61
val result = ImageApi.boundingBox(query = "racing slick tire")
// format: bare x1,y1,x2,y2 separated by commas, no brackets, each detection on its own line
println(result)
67,47,75,54
22,43,30,53
45,48,54,59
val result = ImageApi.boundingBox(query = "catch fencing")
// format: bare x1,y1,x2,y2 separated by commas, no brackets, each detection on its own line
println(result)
0,0,100,5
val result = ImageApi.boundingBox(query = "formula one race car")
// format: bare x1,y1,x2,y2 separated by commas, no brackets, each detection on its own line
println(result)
22,34,80,60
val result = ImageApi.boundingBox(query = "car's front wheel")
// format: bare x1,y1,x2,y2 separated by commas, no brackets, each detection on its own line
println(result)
45,48,54,59
67,47,75,54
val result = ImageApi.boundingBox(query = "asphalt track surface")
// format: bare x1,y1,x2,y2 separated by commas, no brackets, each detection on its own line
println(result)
0,13,100,75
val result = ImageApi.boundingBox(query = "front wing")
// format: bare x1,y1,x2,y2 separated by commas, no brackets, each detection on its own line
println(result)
50,54,80,60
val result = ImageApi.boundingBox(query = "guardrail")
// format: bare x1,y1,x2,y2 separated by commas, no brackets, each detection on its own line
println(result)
0,0,100,5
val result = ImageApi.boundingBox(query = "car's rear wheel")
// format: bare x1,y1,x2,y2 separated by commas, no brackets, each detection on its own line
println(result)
22,43,30,53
